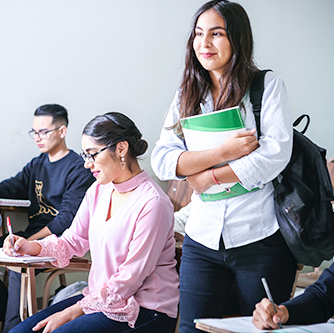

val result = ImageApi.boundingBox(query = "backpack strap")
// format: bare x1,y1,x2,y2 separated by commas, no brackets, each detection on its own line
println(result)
250,70,311,137
250,69,272,136
293,114,310,134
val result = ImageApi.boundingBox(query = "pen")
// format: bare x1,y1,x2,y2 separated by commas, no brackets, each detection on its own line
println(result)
200,103,206,114
6,216,17,257
261,277,283,329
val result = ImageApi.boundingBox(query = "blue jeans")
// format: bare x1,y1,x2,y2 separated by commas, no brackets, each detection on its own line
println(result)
9,295,177,333
179,231,297,333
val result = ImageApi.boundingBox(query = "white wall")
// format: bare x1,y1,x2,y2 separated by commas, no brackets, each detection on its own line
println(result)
1,0,333,183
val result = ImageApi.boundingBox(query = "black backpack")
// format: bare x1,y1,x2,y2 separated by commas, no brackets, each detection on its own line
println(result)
250,70,334,267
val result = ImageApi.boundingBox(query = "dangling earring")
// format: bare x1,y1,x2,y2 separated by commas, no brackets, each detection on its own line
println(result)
120,154,126,170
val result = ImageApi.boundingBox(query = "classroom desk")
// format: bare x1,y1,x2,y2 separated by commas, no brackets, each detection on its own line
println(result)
0,258,91,321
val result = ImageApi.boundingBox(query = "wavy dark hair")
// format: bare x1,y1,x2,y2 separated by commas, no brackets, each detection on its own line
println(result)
83,112,148,172
174,0,259,132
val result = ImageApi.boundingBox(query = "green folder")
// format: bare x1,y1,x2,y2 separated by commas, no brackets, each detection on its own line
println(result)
180,106,259,201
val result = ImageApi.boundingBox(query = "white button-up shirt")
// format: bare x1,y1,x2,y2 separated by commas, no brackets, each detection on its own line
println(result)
151,71,293,250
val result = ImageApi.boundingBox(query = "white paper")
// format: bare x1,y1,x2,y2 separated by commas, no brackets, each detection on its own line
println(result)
195,317,334,333
0,248,55,263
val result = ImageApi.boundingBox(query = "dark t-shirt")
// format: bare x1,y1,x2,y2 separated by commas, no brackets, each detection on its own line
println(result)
0,150,94,238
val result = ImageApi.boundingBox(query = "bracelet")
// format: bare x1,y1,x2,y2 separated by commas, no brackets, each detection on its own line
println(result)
211,168,220,185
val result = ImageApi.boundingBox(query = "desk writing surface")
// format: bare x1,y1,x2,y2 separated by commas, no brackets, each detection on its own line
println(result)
0,199,31,207
0,248,55,263
0,255,91,321
195,317,334,333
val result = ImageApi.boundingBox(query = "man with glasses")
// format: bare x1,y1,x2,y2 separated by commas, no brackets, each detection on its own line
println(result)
0,104,94,333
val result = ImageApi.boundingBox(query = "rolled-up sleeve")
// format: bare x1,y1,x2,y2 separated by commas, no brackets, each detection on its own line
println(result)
229,72,293,191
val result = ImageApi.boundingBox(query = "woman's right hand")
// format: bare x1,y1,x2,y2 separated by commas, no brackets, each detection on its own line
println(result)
3,234,41,257
217,129,259,161
32,303,84,332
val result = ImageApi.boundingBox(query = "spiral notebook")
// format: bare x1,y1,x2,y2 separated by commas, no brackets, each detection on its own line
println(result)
0,248,55,264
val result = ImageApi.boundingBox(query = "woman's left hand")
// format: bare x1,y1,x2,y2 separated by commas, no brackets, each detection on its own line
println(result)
32,303,84,333
187,169,213,194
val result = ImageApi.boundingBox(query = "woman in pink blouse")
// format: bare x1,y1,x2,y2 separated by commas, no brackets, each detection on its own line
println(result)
4,112,179,333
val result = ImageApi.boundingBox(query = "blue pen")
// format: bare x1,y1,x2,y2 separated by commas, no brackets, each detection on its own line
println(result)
200,103,206,114
261,277,283,329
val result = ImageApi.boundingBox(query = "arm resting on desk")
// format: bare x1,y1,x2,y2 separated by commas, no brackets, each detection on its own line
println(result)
37,234,72,267
3,235,42,257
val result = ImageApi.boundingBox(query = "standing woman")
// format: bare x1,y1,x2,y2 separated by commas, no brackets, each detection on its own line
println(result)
4,112,179,333
151,1,297,332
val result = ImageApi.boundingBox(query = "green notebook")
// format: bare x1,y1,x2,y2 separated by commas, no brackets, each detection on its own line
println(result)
180,106,259,201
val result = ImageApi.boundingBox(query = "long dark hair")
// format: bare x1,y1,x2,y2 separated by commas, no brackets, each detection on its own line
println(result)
174,0,258,132
83,112,148,171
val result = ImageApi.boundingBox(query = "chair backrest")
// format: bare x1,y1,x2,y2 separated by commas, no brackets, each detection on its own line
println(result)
167,180,193,212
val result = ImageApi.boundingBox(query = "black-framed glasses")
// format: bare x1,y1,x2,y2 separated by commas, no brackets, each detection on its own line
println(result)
80,146,109,163
28,127,61,139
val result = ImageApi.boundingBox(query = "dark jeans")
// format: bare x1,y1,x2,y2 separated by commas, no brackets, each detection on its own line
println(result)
9,295,177,333
179,231,297,333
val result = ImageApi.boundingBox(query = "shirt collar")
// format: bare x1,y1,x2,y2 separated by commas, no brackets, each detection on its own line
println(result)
112,170,148,193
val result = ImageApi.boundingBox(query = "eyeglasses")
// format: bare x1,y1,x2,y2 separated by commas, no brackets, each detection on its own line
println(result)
80,146,109,163
28,127,61,139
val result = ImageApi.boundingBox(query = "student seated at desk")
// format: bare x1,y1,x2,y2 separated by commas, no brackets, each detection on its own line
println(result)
3,112,179,333
252,262,334,329
0,104,94,332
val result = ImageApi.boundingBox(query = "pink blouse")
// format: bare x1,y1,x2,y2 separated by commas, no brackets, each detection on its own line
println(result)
38,171,179,328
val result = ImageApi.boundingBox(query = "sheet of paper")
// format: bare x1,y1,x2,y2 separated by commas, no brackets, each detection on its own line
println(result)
195,317,265,333
0,248,55,263
195,317,334,333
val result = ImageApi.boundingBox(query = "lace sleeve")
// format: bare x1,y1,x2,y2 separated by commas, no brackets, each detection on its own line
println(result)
36,234,71,267
78,283,140,328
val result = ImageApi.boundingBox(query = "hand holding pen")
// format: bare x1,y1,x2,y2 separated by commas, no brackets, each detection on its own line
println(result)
261,277,283,329
6,216,17,257
3,223,41,257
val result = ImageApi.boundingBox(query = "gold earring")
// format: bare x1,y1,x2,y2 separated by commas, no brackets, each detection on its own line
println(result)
120,154,126,170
